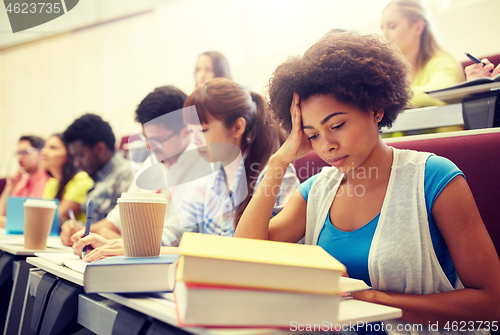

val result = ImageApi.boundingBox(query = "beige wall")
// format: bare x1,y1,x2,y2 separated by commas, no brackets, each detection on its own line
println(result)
1,0,499,176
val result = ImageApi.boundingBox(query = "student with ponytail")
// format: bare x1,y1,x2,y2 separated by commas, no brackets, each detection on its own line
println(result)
73,78,299,260
163,78,298,243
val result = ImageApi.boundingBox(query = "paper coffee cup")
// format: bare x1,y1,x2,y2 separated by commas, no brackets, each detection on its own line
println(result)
118,193,167,257
23,199,57,250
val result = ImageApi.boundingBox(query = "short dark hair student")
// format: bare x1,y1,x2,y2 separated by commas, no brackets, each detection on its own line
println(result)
59,113,133,245
236,31,500,330
67,85,193,245
19,135,45,150
0,135,48,227
135,85,188,127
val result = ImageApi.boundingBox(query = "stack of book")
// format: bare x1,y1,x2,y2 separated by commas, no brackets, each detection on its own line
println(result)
174,232,347,328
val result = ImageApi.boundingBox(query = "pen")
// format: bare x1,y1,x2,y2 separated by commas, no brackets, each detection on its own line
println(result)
68,209,81,231
81,200,94,259
465,52,493,73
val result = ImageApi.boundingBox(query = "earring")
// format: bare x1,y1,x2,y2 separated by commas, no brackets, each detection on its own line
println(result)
376,116,381,121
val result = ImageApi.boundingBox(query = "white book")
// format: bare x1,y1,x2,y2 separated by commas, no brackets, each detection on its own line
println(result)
175,281,341,328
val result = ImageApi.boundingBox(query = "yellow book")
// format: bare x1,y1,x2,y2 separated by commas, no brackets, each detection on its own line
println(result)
176,232,346,295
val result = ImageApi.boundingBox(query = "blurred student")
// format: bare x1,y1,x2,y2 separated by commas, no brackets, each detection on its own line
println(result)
194,51,232,87
0,136,49,228
72,78,299,260
88,86,207,239
41,134,94,224
235,31,500,328
59,114,133,245
381,0,463,108
465,58,500,81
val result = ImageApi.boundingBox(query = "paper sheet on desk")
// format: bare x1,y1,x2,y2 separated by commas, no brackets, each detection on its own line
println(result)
339,277,371,293
34,252,88,273
63,259,88,273
153,292,175,301
1,236,71,250
112,292,176,307
139,292,176,308
0,228,21,239
0,237,25,245
46,237,71,249
35,252,81,265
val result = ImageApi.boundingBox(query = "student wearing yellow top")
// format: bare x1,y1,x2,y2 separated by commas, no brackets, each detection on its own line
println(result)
381,0,464,109
41,134,94,223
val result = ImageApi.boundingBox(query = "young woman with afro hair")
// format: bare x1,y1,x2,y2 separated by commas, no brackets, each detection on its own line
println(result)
235,31,500,332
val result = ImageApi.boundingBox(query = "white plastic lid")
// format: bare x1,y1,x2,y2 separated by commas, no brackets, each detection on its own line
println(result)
117,192,167,204
23,199,57,209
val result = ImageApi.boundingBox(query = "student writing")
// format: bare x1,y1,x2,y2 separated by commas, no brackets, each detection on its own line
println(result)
381,0,464,108
465,57,500,81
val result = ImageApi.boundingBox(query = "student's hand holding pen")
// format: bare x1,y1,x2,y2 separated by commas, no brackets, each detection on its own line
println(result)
464,57,500,81
71,229,123,262
60,209,84,246
72,230,179,262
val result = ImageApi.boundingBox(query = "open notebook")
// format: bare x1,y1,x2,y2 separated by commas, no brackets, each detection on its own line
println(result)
425,74,500,104
35,252,88,273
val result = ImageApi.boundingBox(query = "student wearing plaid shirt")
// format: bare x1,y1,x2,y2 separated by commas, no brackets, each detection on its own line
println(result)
162,154,298,246
159,78,298,247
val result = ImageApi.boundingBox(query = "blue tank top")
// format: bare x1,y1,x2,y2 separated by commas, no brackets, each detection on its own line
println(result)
298,155,463,287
